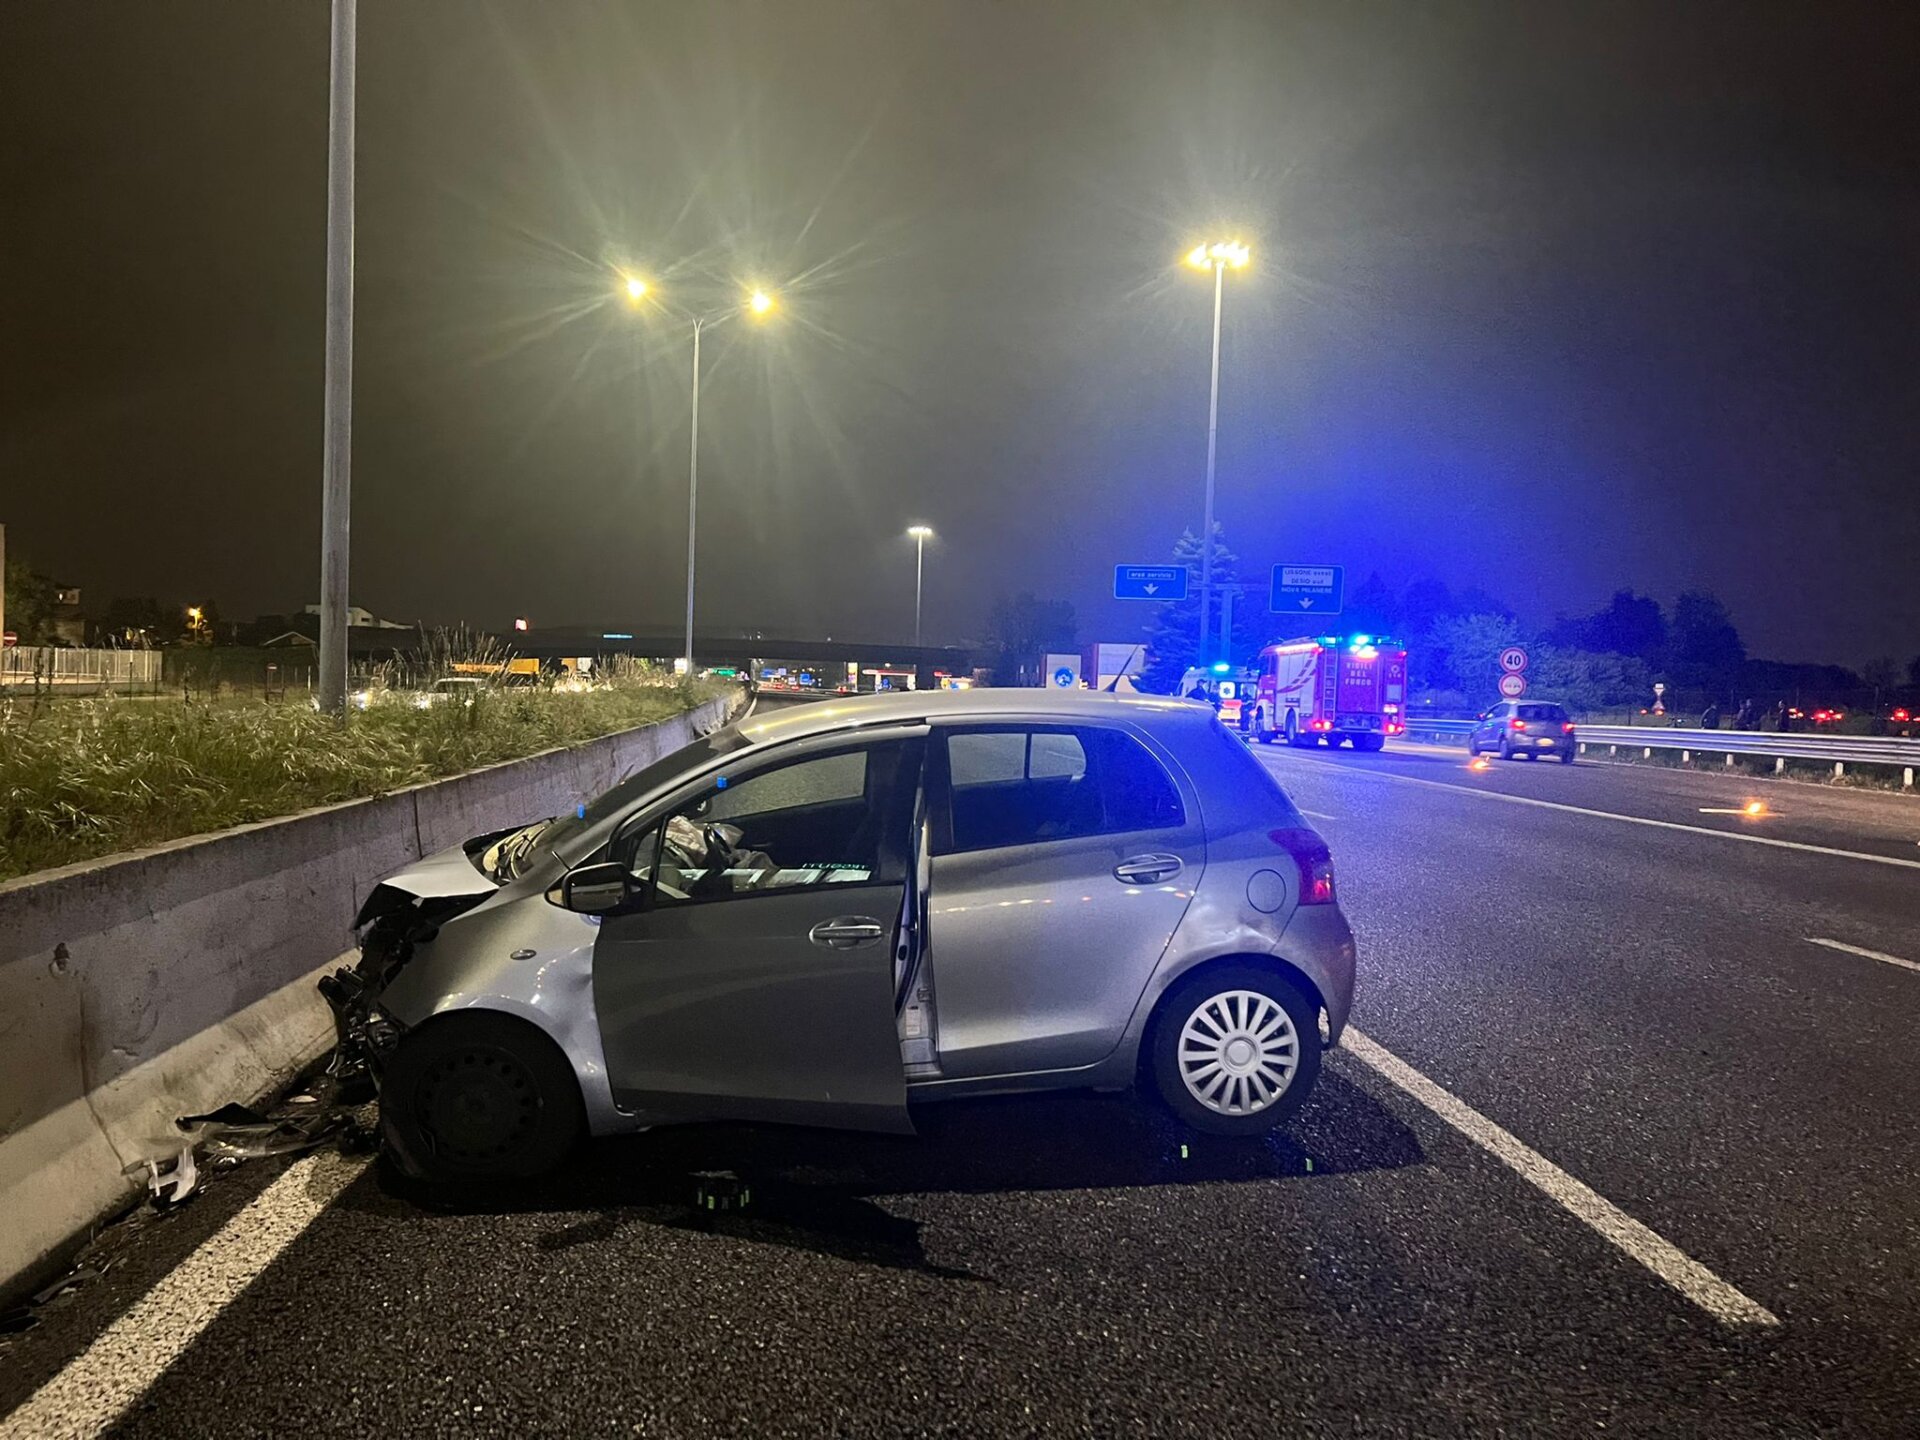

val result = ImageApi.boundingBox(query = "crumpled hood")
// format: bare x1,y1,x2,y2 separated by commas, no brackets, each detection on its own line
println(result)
353,838,500,926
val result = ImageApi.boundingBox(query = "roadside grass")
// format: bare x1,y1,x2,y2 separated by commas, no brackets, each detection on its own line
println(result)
0,663,722,882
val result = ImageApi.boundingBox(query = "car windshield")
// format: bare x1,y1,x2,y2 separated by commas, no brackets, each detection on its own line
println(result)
538,724,755,855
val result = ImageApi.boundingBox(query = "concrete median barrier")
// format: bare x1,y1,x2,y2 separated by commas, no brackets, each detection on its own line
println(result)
0,693,733,1301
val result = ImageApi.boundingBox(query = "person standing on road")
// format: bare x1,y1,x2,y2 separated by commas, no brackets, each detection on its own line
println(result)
1700,701,1721,730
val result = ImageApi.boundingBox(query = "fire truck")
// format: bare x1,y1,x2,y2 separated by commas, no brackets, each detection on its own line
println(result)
1247,634,1409,751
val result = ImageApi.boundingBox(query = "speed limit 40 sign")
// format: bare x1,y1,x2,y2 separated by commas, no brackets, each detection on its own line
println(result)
1498,672,1528,699
1498,646,1529,674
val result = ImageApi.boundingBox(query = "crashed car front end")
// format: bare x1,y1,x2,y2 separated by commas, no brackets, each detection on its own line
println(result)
320,819,636,1151
319,826,520,1095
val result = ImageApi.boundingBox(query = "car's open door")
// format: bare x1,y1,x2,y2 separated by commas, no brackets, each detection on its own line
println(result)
590,732,926,1133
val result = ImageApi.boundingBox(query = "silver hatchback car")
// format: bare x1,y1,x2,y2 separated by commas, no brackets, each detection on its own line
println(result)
325,689,1357,1180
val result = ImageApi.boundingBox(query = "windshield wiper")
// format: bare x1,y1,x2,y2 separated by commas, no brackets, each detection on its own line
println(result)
499,821,553,880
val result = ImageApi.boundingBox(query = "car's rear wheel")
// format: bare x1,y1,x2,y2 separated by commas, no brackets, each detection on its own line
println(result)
1499,738,1516,761
1560,748,1576,765
380,1013,583,1182
1150,968,1320,1136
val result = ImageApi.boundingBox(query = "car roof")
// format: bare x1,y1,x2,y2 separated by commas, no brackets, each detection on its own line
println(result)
735,687,1208,750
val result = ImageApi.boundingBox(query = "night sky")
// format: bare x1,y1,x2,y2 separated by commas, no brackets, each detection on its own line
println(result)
2,1,1915,666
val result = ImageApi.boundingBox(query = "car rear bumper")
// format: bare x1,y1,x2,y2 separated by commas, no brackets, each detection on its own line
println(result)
1506,735,1572,751
1277,904,1356,1045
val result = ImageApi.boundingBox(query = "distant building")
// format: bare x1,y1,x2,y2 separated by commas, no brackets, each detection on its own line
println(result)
50,586,86,646
303,603,410,630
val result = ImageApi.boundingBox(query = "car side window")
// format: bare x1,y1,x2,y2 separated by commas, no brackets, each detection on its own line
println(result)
620,740,922,906
938,725,1183,854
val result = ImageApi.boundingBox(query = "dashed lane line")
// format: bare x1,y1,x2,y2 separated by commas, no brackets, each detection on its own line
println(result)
0,1151,371,1440
1258,750,1920,870
1343,1027,1779,1329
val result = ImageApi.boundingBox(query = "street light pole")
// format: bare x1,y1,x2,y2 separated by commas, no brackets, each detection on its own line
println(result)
1185,239,1248,671
683,316,702,676
907,525,934,647
1200,257,1224,667
620,279,774,678
317,0,356,715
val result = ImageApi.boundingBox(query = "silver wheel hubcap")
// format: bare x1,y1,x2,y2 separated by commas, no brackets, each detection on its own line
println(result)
1177,990,1299,1116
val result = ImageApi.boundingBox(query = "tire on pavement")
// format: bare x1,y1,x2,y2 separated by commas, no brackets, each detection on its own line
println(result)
380,1011,584,1182
1149,966,1321,1136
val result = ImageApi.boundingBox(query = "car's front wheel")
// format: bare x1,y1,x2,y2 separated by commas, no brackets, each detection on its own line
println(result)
1150,968,1321,1136
380,1013,584,1182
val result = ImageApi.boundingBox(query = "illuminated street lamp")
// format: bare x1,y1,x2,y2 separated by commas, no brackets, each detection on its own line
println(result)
619,276,779,673
906,524,934,647
1183,238,1249,666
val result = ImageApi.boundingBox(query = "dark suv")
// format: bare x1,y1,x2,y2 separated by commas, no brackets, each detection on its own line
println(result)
1468,701,1577,763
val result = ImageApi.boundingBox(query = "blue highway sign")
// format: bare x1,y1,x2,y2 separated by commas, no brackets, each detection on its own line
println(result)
1270,564,1345,615
1114,564,1189,601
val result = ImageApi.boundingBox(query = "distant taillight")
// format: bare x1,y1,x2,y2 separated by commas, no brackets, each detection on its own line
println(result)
1562,722,1575,734
1269,828,1336,905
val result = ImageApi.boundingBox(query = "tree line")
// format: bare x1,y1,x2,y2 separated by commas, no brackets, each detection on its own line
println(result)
979,528,1917,710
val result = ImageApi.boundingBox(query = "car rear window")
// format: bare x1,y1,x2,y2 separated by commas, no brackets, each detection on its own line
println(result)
1517,704,1568,721
940,725,1181,852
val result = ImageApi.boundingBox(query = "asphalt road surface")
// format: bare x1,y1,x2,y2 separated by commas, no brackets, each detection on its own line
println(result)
4,742,1918,1437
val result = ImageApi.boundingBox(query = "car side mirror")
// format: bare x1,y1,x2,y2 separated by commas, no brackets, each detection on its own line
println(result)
553,861,633,914
1475,712,1488,722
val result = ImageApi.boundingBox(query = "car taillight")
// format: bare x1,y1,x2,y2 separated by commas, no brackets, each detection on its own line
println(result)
1269,828,1335,905
1510,718,1527,732
1562,722,1575,734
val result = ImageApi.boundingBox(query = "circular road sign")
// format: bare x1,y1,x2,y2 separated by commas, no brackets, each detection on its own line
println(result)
1498,646,1529,674
1052,667,1076,688
1498,672,1528,699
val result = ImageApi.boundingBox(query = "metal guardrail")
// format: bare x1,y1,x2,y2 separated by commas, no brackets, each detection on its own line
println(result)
1402,717,1920,780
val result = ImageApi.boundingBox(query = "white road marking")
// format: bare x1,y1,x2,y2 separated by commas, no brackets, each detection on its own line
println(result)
1261,751,1920,870
0,1152,370,1440
1341,1027,1778,1329
1298,809,1338,821
1804,936,1920,974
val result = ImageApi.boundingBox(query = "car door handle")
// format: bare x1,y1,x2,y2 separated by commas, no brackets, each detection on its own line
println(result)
809,917,886,949
1114,854,1183,885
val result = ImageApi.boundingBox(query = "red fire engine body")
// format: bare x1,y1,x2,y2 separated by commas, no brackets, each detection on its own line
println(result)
1248,635,1408,751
